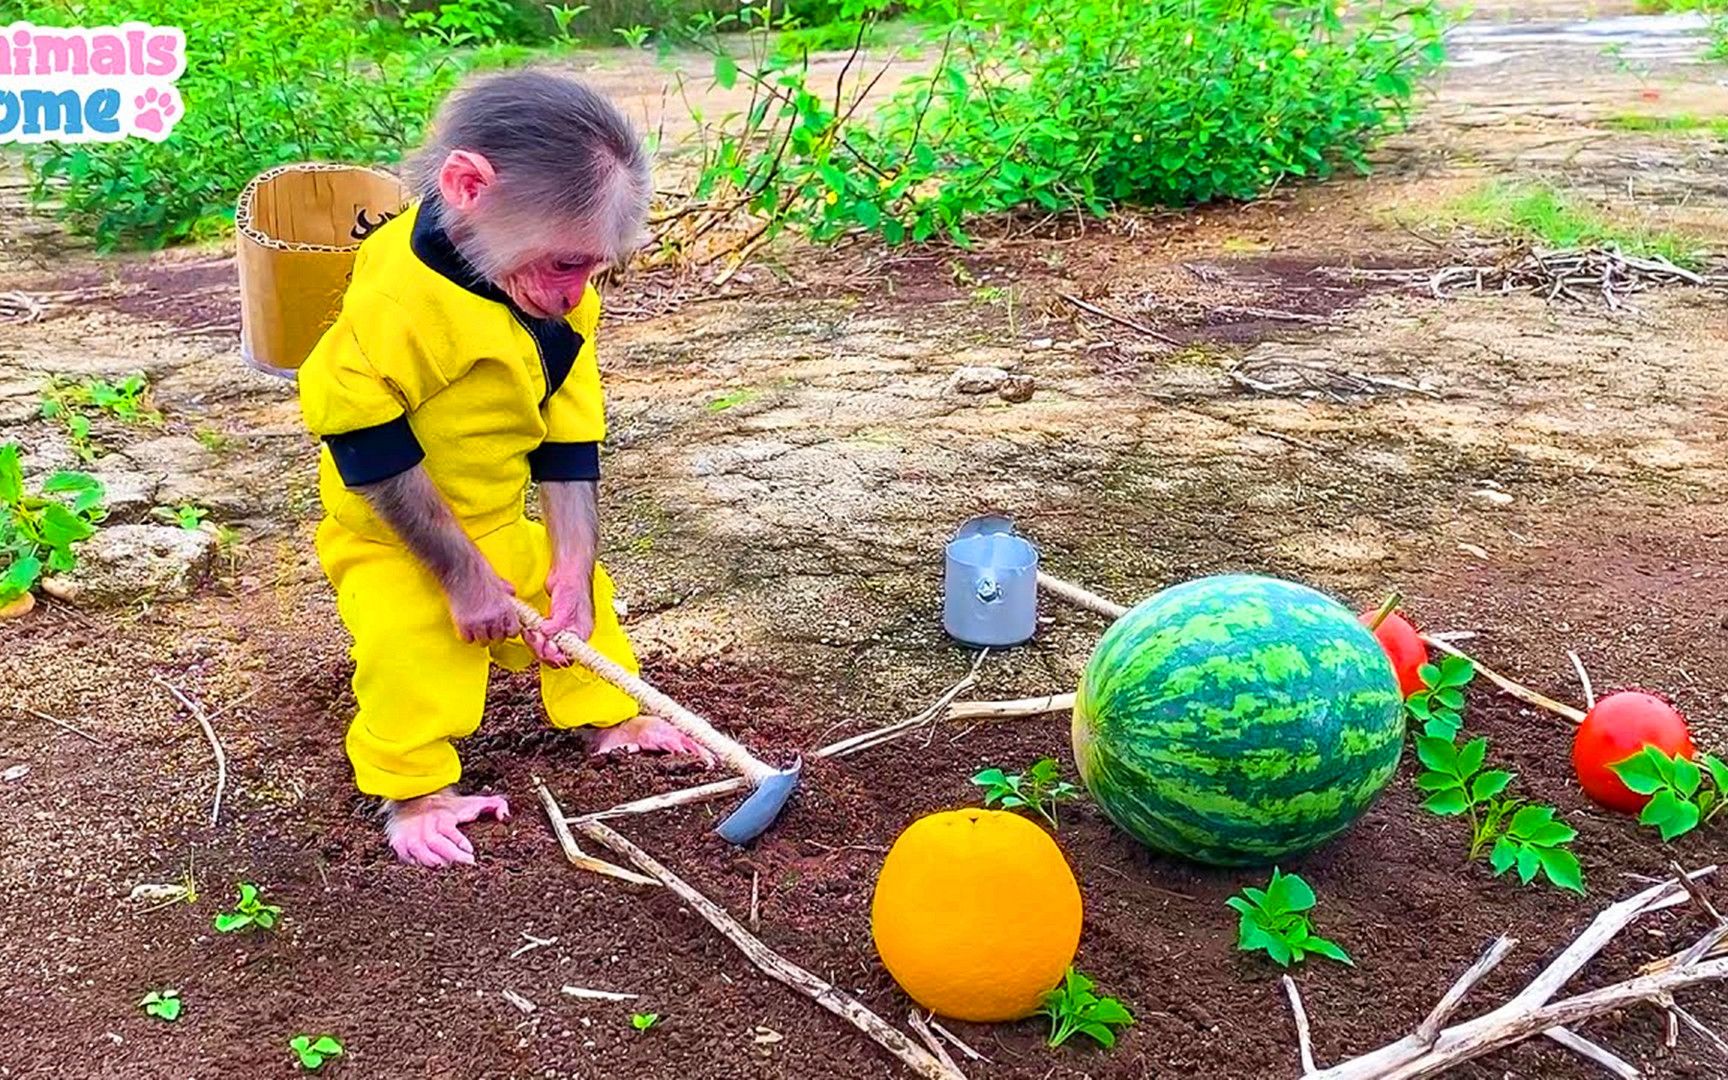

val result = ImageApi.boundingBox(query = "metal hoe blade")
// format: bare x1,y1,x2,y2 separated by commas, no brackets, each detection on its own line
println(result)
715,758,803,844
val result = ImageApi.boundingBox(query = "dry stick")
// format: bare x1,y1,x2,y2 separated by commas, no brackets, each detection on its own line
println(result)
1284,975,1318,1075
572,816,968,1080
750,871,761,932
12,703,104,745
1058,292,1182,347
1667,859,1725,927
944,692,1076,723
153,676,227,827
1542,1026,1644,1079
561,986,639,1003
1568,650,1598,710
1667,1000,1728,1060
1367,591,1404,632
1414,935,1518,1043
530,776,662,887
1421,635,1587,724
906,1012,966,1078
928,1020,987,1063
1036,572,1129,620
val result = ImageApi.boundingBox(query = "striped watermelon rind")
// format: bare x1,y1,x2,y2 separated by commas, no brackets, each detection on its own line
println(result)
1072,574,1403,866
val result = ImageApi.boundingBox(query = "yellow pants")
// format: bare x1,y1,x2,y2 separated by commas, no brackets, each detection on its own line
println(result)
316,515,641,801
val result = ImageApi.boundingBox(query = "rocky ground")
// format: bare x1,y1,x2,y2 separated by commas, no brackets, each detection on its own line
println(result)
2,3,1727,1078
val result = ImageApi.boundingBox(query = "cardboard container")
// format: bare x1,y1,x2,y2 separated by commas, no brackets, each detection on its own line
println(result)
235,162,409,378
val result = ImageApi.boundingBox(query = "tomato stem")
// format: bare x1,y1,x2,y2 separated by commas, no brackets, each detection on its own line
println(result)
1367,590,1403,631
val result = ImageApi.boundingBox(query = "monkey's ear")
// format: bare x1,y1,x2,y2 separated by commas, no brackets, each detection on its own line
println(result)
438,150,497,211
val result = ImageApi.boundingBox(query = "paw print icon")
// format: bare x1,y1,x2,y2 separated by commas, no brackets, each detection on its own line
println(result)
133,86,181,137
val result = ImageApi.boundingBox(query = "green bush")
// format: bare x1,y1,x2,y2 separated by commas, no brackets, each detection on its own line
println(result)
676,0,1450,248
20,0,469,250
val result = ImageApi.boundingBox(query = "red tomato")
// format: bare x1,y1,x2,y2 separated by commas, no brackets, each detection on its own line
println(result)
1359,610,1427,698
1572,691,1695,814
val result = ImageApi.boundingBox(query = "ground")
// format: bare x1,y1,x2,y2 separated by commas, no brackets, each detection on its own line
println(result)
2,3,1727,1078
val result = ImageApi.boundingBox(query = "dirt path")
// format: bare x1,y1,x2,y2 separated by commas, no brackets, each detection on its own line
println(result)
2,5,1727,1078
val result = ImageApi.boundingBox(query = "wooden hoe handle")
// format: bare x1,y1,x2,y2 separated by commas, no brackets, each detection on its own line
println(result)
512,598,774,782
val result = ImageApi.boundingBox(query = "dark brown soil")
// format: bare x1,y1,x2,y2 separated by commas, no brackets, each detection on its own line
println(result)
3,501,1725,1080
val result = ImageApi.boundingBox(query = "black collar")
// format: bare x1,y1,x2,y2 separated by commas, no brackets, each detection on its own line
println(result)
409,197,583,403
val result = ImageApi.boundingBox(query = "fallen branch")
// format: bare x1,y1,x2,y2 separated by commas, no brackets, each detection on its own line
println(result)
907,1011,965,1078
1421,635,1587,724
1058,292,1181,347
1542,1026,1643,1078
11,703,105,745
1285,976,1317,1076
928,1020,987,1062
1036,571,1129,620
944,692,1075,722
531,776,662,887
153,676,227,827
573,816,967,1080
1295,868,1723,1079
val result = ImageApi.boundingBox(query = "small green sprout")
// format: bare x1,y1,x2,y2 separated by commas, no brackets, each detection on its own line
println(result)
214,882,282,933
154,504,208,531
971,757,1081,828
630,1012,660,1032
1406,655,1474,740
290,1034,343,1070
140,989,182,1021
1225,868,1352,968
1037,968,1134,1048
1612,746,1728,841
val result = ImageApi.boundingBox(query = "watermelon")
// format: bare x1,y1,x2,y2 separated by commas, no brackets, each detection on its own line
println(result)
1072,574,1404,866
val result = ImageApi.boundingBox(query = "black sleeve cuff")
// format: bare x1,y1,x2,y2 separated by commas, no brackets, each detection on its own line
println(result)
529,441,601,482
324,415,425,487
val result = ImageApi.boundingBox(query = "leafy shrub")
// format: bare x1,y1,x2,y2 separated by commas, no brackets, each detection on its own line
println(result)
19,0,468,250
1,444,106,605
671,0,1449,250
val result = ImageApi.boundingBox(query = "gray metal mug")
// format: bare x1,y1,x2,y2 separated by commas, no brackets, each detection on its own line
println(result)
944,515,1039,647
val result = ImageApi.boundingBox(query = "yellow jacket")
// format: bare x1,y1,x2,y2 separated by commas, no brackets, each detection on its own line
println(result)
299,199,606,542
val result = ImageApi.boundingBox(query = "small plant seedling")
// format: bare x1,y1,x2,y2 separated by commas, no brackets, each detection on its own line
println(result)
140,989,182,1021
1406,655,1474,740
1225,868,1352,968
613,24,652,48
630,1012,660,1032
548,3,590,40
289,1034,343,1070
1415,733,1583,893
1,443,106,603
194,425,234,453
1037,967,1134,1048
1611,746,1728,841
971,757,1081,828
214,882,282,933
163,504,209,531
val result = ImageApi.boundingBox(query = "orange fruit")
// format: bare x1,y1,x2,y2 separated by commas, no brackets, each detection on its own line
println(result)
870,808,1082,1022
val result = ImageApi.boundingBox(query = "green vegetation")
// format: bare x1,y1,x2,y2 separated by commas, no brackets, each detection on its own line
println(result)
1411,662,1584,894
1037,968,1134,1049
156,505,212,531
674,0,1448,249
630,1012,661,1032
1,444,106,606
140,990,183,1022
40,374,159,462
1225,869,1351,968
1606,113,1728,137
971,758,1082,829
1440,182,1704,266
214,882,283,933
289,1034,344,1070
1612,747,1728,841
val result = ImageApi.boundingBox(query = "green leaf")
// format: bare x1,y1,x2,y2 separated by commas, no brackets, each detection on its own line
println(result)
1434,688,1465,711
1074,1021,1118,1048
1301,935,1354,967
1456,737,1489,778
1423,715,1462,741
1416,736,1457,772
0,444,23,505
1423,788,1471,816
1262,933,1293,967
312,1036,343,1055
1672,756,1702,799
1416,662,1441,689
1659,799,1701,842
1703,754,1728,794
1471,770,1513,802
1640,789,1684,829
713,51,739,90
1537,847,1584,894
1515,844,1541,884
1489,836,1517,874
970,768,1008,787
1414,772,1458,792
1439,656,1475,687
1265,869,1315,914
2,555,42,599
1524,820,1578,847
1611,750,1667,796
213,912,248,933
1508,804,1557,836
1085,998,1135,1026
39,504,94,547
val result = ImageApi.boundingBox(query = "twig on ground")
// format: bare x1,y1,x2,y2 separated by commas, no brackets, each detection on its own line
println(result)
1285,975,1318,1075
750,871,761,931
501,989,537,1014
1058,292,1181,347
510,932,558,960
1668,859,1724,927
153,675,228,827
531,776,662,887
11,703,105,745
1666,999,1728,1060
561,986,640,1003
1415,935,1518,1042
907,1012,966,1078
1251,427,1328,453
1568,651,1597,710
928,1020,988,1062
1421,635,1587,724
1542,1026,1643,1079
574,818,968,1080
1037,571,1129,620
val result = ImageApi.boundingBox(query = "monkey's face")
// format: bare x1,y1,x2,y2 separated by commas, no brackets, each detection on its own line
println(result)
455,201,621,320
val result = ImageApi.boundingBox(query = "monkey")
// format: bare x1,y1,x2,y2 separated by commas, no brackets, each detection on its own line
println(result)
297,71,712,869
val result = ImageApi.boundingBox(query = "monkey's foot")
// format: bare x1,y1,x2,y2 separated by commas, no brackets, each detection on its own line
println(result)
588,714,717,767
384,789,511,868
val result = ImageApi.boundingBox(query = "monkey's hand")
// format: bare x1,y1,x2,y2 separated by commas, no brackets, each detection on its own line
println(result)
443,557,521,645
382,788,511,868
525,566,596,668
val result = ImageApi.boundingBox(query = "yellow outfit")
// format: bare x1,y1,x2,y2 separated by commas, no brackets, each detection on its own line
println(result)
298,199,638,801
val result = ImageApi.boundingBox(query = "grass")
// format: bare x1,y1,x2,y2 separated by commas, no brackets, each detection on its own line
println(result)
1605,112,1728,137
1437,182,1706,267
